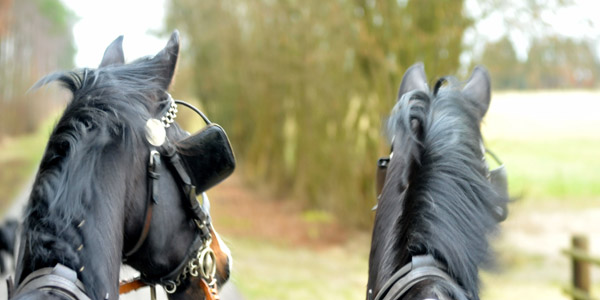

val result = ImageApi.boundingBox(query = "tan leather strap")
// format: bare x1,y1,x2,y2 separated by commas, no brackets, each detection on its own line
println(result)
199,278,219,300
119,278,148,294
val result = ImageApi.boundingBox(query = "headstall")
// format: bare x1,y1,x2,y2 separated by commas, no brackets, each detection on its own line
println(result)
8,94,233,300
120,93,234,300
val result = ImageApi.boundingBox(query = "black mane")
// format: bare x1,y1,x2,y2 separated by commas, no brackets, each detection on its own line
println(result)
20,59,169,296
373,78,503,298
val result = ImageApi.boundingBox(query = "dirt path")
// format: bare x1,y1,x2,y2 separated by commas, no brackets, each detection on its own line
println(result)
208,174,350,249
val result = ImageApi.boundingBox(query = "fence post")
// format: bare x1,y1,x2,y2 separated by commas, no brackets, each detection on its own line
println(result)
573,235,591,299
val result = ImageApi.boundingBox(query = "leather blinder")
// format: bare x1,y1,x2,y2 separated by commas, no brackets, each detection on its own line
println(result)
175,124,236,195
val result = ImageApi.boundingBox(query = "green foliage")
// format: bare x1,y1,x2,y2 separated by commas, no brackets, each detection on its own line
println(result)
525,37,600,89
479,37,526,90
477,35,600,90
0,113,58,215
166,0,472,227
35,0,76,34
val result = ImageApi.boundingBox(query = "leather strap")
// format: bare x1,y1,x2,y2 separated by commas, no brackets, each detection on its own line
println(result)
161,143,211,240
199,278,219,300
374,255,464,300
124,150,161,258
144,234,204,285
12,264,91,300
119,278,148,294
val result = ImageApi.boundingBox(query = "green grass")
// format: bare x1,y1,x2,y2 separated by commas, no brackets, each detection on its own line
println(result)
482,91,600,205
486,137,600,203
227,236,369,300
0,115,58,216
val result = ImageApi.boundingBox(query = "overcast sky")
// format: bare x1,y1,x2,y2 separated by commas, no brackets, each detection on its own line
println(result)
61,0,167,68
62,0,600,68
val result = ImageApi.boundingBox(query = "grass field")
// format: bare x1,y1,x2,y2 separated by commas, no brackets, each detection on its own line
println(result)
483,91,600,204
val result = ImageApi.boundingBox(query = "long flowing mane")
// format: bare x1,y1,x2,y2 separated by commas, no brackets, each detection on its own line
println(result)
19,60,169,296
369,67,505,299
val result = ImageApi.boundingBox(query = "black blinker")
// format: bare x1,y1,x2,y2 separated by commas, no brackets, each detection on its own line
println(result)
175,124,236,195
376,157,390,199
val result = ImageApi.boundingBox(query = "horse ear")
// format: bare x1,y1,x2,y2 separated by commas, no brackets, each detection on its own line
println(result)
463,66,491,119
397,63,429,99
150,30,180,90
99,36,125,68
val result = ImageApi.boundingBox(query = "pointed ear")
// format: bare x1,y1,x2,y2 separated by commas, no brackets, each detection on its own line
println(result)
463,66,492,119
397,63,429,99
150,30,180,90
99,36,125,67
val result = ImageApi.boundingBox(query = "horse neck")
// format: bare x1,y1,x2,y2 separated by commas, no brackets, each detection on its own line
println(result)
15,152,134,300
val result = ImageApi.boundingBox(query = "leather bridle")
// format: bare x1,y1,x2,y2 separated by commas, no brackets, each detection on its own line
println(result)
118,95,221,299
8,95,223,300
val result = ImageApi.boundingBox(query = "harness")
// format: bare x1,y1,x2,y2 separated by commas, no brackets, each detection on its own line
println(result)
8,94,234,300
368,255,465,300
9,264,90,300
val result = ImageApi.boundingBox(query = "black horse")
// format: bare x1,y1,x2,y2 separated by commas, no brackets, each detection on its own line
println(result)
0,219,18,274
367,64,508,300
9,31,234,300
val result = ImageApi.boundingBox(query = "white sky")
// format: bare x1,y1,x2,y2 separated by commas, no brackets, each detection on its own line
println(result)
464,0,600,61
62,0,600,68
62,0,168,68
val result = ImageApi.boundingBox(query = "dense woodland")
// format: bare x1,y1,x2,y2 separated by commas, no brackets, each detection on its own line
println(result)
164,0,599,226
1,0,598,227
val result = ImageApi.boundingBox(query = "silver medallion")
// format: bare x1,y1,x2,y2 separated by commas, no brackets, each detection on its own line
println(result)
145,118,166,146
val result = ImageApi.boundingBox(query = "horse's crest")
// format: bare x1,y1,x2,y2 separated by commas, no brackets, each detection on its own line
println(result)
367,63,508,300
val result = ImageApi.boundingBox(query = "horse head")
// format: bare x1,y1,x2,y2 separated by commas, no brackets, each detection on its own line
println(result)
367,63,508,300
12,31,233,300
